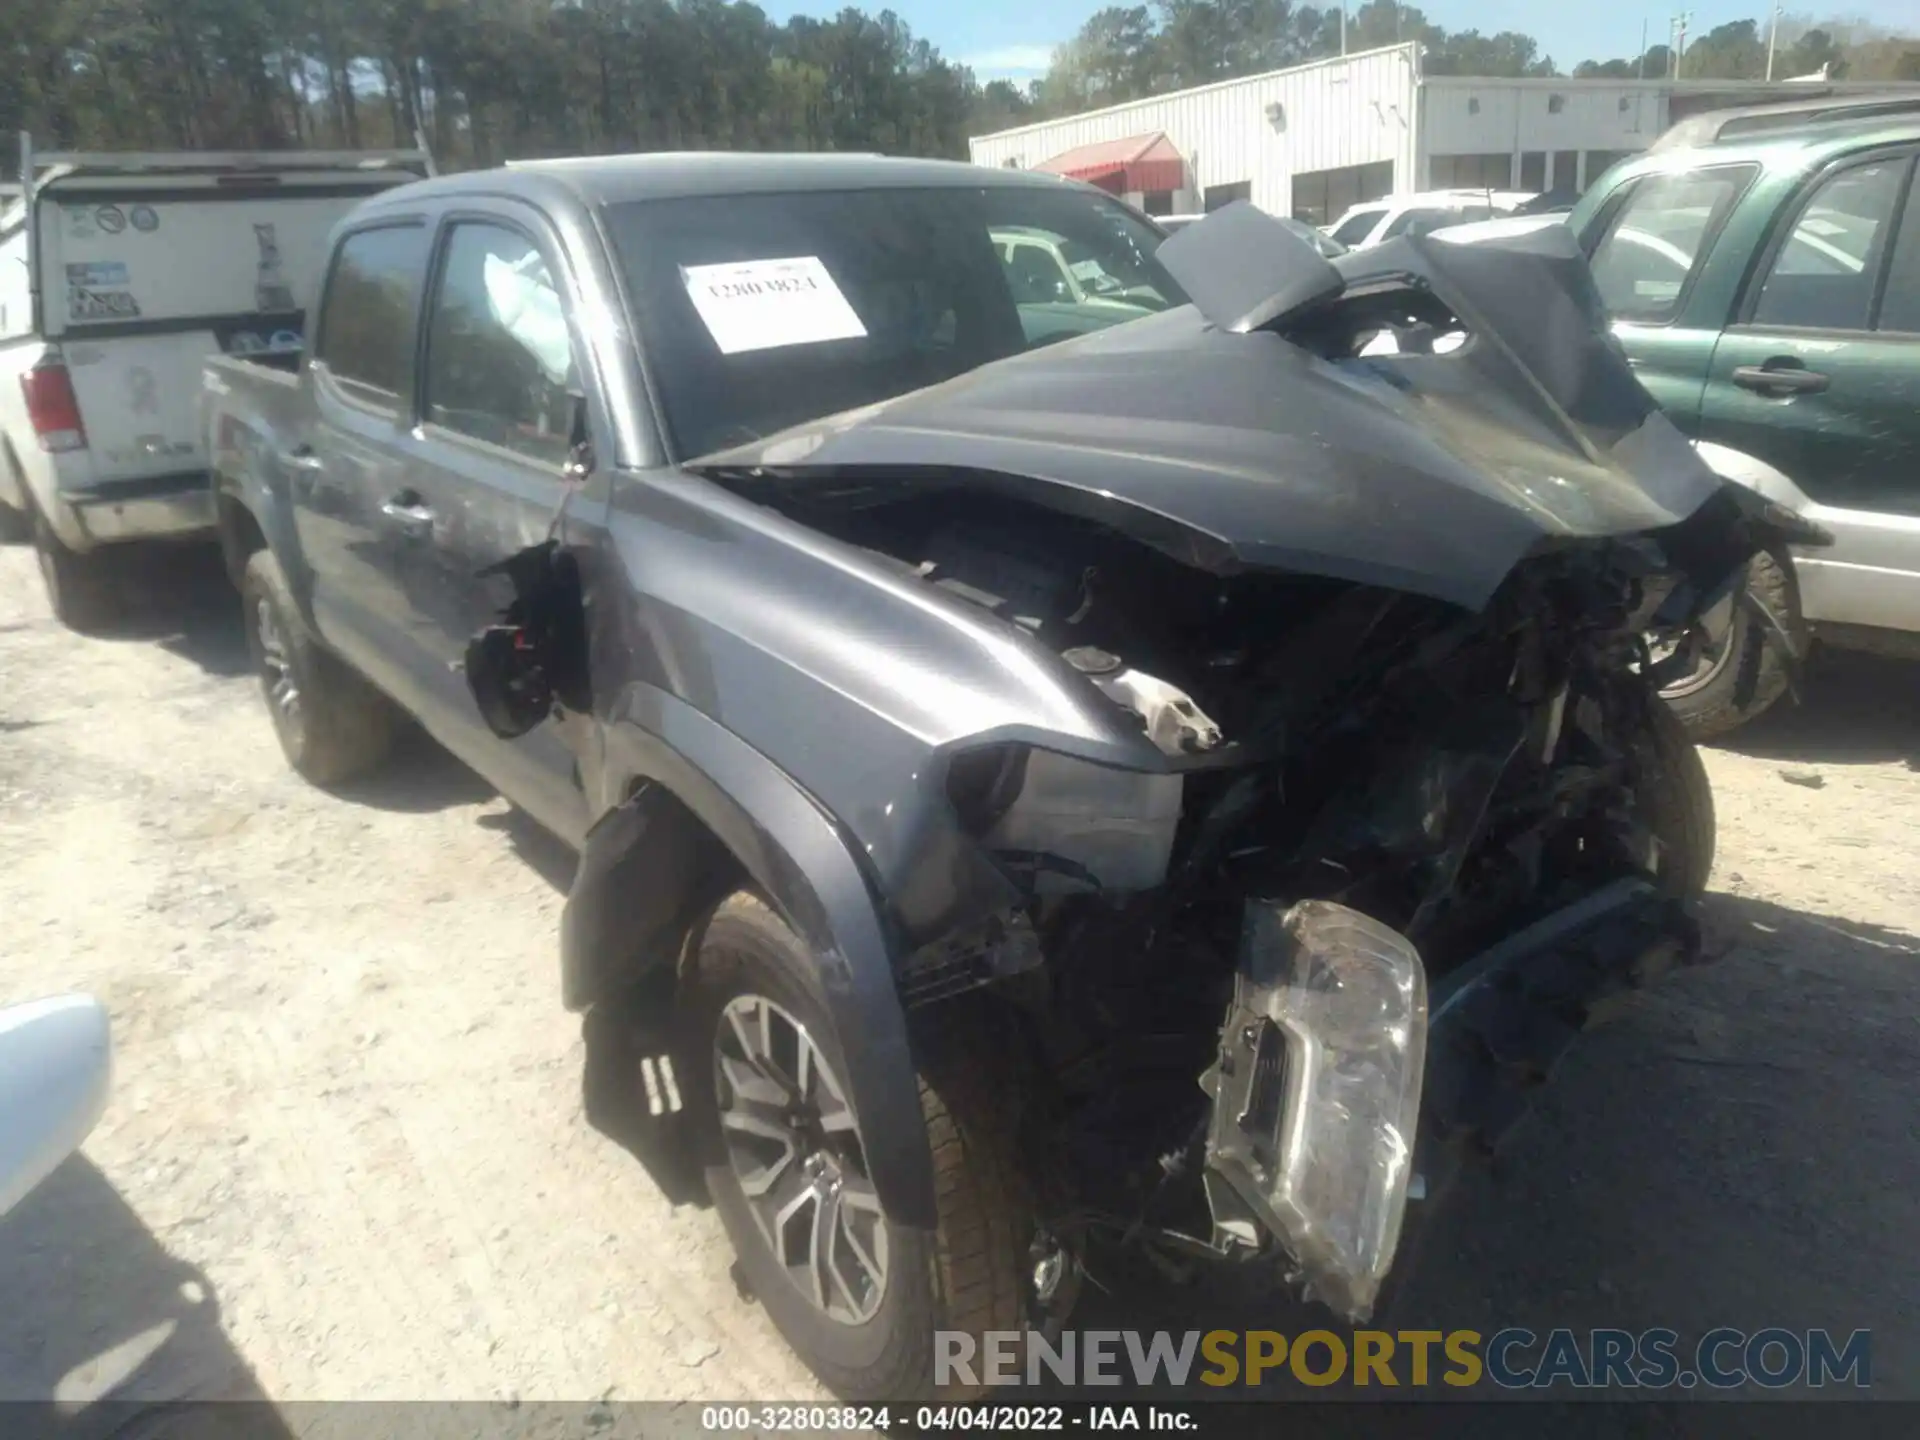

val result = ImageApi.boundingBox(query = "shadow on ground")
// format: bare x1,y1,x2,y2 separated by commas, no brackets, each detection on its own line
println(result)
327,725,498,814
1067,890,1919,1418
1716,648,1919,769
73,544,254,680
475,805,577,892
0,1155,294,1439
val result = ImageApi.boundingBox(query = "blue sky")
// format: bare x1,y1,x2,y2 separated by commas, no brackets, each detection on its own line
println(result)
757,1,1914,81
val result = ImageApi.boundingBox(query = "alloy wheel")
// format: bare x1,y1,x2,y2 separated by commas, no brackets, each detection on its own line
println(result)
714,994,888,1325
1650,586,1738,700
254,596,305,749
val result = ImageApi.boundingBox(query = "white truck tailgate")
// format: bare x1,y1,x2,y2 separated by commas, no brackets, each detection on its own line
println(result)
60,332,218,480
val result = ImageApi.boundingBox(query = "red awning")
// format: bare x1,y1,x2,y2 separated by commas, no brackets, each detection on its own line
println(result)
1036,132,1186,194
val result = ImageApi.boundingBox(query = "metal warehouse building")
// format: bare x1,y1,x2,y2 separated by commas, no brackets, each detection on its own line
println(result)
968,42,1920,224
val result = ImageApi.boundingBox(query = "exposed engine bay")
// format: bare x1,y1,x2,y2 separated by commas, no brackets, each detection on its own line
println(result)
760,477,1756,1318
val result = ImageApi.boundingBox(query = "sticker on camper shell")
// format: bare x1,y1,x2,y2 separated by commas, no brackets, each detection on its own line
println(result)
95,204,127,235
66,262,130,288
680,256,867,355
65,206,96,239
130,204,159,233
67,285,141,322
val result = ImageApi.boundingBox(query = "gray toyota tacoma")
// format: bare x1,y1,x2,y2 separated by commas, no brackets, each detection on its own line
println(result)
203,154,1823,1399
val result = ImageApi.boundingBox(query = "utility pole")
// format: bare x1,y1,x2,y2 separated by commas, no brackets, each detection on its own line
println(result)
1766,0,1781,80
1340,3,1348,57
1637,18,1648,79
1672,11,1691,79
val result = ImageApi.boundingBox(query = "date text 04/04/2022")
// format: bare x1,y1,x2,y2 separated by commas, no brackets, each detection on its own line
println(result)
698,1405,1198,1431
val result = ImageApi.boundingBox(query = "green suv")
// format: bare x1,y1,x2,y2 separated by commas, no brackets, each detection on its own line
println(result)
1570,117,1920,735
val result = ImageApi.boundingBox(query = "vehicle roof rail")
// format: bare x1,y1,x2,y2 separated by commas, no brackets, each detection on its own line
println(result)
16,133,433,183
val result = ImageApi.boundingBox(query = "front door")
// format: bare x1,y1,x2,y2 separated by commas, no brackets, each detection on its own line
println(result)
1696,149,1920,631
387,214,591,844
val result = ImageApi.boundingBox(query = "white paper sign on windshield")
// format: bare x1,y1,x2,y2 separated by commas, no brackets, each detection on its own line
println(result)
681,256,867,355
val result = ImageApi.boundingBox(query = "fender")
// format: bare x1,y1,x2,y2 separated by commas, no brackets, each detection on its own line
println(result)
211,440,320,633
1693,440,1817,515
569,680,938,1230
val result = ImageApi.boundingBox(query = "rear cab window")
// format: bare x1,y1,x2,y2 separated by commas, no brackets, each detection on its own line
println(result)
313,224,432,408
1587,164,1757,323
604,185,1183,459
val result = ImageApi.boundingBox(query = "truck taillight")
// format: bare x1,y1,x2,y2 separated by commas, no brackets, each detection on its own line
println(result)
21,363,87,453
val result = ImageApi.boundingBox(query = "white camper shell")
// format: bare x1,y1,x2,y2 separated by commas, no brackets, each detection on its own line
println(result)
0,137,426,628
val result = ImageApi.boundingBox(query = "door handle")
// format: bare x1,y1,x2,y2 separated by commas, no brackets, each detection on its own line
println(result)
276,443,325,477
1732,362,1830,396
379,492,436,539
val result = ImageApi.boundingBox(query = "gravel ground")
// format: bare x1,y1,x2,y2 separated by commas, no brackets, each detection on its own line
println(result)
1,540,1917,1418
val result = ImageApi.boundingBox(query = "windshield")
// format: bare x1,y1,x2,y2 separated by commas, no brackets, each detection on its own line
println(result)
605,186,1184,459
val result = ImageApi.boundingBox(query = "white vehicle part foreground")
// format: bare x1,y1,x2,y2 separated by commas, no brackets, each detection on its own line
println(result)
1694,441,1920,638
0,994,112,1218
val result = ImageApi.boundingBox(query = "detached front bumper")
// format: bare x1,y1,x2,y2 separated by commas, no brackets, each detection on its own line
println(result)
1201,880,1697,1320
51,472,214,552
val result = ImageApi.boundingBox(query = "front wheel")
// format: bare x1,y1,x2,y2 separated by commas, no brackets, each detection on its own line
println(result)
1624,681,1717,901
684,892,1027,1401
1655,548,1804,740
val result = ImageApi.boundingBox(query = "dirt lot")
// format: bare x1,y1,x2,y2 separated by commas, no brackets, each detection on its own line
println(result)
1,540,1917,1415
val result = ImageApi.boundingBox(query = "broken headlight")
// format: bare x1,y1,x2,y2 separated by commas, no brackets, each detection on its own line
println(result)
1202,900,1427,1320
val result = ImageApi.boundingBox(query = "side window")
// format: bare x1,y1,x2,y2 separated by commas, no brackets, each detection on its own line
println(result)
1329,209,1382,246
314,225,430,401
1588,165,1755,323
1878,163,1920,334
1749,157,1909,332
1383,208,1459,240
0,229,29,339
422,222,577,463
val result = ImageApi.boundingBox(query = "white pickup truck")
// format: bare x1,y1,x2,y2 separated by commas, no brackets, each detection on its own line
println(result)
0,139,426,628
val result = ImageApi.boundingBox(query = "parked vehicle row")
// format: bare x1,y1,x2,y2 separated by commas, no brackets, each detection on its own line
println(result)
0,140,426,628
1434,110,1920,734
197,151,1808,1400
1323,186,1539,248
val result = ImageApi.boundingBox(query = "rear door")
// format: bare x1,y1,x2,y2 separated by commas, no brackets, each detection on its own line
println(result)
1583,163,1759,429
39,182,388,484
386,210,591,843
1697,147,1920,630
296,219,436,695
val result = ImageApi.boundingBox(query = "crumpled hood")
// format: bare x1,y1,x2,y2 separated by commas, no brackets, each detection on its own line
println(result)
690,218,1725,612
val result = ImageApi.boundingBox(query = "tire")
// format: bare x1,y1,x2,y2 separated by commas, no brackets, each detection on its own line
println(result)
684,892,1026,1401
0,445,30,544
1624,680,1716,901
1659,548,1804,740
240,549,396,785
32,507,120,633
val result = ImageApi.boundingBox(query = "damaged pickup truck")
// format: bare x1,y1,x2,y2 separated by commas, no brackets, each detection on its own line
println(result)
202,155,1826,1399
